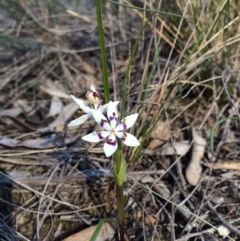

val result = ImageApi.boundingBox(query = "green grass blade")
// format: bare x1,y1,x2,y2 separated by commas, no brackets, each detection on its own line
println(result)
133,1,233,162
107,0,194,25
89,218,116,241
120,19,149,119
210,116,238,155
95,0,110,103
138,36,161,119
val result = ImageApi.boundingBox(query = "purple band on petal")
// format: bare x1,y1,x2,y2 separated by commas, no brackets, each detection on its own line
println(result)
100,119,108,127
109,112,118,122
110,116,118,121
107,139,117,146
96,130,104,139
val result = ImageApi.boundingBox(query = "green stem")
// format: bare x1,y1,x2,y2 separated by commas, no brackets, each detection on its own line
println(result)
116,184,124,241
95,3,124,239
114,148,125,241
95,0,110,103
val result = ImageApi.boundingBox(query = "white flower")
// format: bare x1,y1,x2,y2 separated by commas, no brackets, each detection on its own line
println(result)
67,95,119,127
68,85,102,126
82,101,140,157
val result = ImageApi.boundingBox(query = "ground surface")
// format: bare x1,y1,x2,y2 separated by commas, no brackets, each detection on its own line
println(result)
1,1,240,241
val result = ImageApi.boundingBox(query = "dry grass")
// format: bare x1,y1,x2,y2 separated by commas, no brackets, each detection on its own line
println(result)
1,0,240,240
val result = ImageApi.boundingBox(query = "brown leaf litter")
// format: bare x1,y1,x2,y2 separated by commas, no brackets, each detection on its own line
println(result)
1,1,240,240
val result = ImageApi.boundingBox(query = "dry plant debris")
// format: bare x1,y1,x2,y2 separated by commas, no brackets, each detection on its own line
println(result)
217,225,230,238
160,141,190,156
205,161,240,171
1,0,240,240
186,128,206,186
62,222,115,241
148,121,170,149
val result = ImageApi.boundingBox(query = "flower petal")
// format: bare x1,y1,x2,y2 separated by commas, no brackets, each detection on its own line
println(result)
70,95,90,113
93,102,101,111
107,101,119,128
100,101,119,113
112,100,120,109
100,103,109,113
115,113,138,131
115,132,140,146
92,109,111,130
67,114,90,126
104,134,118,157
90,85,97,92
82,131,110,143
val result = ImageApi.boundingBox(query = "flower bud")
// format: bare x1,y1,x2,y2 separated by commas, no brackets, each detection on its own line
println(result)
86,85,100,104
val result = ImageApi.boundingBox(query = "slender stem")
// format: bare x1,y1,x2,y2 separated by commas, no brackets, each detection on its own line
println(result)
114,148,125,241
95,0,110,103
116,184,125,241
96,2,125,239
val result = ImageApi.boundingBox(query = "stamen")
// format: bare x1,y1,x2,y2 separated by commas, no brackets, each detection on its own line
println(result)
122,118,127,130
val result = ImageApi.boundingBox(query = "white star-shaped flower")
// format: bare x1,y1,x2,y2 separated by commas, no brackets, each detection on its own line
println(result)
82,101,140,157
67,85,119,127
67,95,119,127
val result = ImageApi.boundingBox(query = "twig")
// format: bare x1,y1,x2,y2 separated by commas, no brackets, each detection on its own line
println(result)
0,170,165,185
207,201,240,237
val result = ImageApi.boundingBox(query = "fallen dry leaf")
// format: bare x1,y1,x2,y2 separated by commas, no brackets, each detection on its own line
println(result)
39,102,79,133
161,141,190,155
177,204,192,219
39,79,71,99
148,121,170,149
148,139,163,150
137,210,142,219
0,137,19,147
0,133,81,149
205,161,240,171
15,99,34,112
135,175,170,198
145,141,190,156
61,222,115,241
0,108,22,117
153,181,171,199
46,96,63,118
186,129,206,186
145,214,157,225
